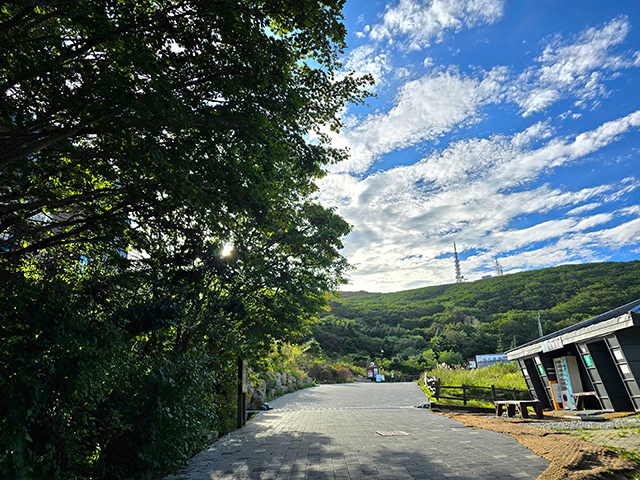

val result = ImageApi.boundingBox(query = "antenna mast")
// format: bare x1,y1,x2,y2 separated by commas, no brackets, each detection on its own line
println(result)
454,243,464,283
494,255,504,277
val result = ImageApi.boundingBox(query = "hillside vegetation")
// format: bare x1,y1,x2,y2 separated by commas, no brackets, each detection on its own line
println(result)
309,261,640,375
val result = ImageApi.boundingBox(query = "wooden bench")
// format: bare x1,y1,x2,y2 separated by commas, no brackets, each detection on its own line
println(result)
495,400,543,419
572,392,602,410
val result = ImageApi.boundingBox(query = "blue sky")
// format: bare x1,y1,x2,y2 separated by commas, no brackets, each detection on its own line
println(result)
315,0,640,292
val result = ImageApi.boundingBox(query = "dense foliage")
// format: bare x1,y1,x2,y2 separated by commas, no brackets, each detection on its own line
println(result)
0,1,369,478
311,261,640,374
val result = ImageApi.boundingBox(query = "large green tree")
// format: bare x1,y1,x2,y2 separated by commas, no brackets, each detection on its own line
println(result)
0,1,370,478
0,0,368,258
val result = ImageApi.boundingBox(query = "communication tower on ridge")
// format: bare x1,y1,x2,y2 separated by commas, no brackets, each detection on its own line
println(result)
494,255,504,277
454,243,464,283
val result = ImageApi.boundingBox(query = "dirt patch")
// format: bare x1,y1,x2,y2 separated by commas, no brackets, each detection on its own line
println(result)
441,412,638,480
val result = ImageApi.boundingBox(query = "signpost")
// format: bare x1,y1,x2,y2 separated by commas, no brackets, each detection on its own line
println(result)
367,361,378,381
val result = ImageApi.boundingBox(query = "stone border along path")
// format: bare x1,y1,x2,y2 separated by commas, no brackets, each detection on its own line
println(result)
164,382,550,480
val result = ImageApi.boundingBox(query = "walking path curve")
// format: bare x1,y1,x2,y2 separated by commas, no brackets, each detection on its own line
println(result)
165,382,549,479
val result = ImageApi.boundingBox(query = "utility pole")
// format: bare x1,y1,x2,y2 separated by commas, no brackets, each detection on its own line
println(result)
537,314,544,338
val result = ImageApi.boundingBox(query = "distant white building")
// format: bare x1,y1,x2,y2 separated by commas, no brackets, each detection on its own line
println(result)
474,353,509,369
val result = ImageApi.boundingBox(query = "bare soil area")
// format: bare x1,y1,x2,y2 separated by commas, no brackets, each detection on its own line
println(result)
441,412,639,480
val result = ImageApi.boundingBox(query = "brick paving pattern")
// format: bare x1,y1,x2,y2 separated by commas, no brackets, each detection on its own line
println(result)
574,427,640,454
524,413,640,456
165,383,550,479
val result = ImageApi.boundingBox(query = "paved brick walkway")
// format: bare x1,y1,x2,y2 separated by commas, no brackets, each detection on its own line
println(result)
165,383,549,479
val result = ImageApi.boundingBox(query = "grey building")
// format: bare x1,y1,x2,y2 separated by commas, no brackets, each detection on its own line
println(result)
506,299,640,412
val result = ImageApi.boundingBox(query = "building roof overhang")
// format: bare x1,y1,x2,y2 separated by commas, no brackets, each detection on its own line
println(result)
506,299,640,361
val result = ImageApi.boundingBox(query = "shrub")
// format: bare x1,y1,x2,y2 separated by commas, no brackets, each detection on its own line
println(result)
318,366,336,381
335,365,351,381
307,363,324,379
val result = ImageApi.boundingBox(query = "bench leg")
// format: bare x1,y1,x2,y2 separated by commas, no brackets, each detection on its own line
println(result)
518,404,529,419
506,404,516,417
496,404,504,417
534,403,544,419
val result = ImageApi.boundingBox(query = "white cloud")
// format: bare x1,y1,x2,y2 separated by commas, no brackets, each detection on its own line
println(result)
338,15,640,173
329,9,640,292
602,178,640,202
342,44,393,88
355,24,371,39
593,217,640,247
620,204,640,216
566,203,601,215
514,88,560,117
321,110,640,291
338,0,504,100
330,67,506,173
393,67,412,80
495,240,593,272
510,16,640,116
369,0,504,52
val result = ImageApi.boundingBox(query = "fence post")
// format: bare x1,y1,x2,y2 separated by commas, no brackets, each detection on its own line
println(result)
435,378,441,401
512,387,517,400
491,385,496,402
462,384,467,405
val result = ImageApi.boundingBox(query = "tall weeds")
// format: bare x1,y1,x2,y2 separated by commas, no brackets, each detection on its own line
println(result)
423,363,529,406
426,362,526,390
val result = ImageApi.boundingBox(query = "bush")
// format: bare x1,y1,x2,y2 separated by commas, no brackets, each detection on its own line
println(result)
305,362,355,383
335,365,350,381
307,363,324,379
348,364,367,377
438,350,464,366
318,366,336,381
0,277,222,480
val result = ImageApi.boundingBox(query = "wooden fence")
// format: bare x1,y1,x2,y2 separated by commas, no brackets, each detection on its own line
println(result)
424,375,531,405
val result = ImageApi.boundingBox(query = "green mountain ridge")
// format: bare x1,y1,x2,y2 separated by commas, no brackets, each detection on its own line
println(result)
309,261,640,375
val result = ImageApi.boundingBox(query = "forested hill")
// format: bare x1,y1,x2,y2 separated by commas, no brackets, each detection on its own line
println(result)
310,261,640,374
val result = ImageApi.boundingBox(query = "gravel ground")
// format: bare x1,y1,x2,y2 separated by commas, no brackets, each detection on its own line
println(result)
521,418,640,430
443,412,639,479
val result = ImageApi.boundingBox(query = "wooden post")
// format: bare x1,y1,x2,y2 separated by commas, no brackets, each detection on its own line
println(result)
491,385,496,402
462,384,467,405
435,378,441,401
237,358,246,429
512,387,517,400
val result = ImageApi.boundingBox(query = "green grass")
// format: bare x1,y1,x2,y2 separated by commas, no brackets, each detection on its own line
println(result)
426,362,527,389
423,363,528,407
